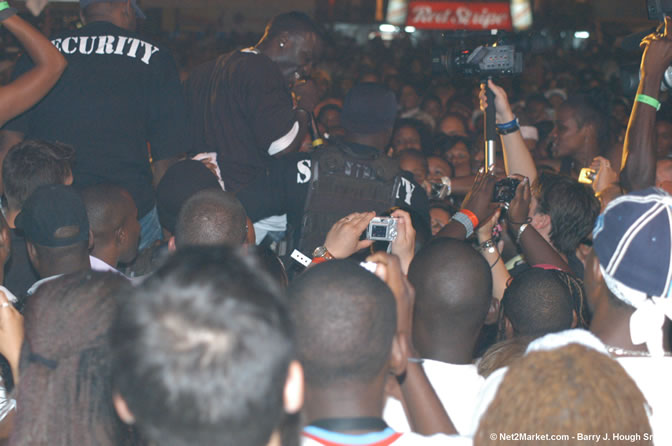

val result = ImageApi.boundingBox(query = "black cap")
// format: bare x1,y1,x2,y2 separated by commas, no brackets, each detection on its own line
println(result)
15,185,89,247
340,83,398,135
156,160,221,234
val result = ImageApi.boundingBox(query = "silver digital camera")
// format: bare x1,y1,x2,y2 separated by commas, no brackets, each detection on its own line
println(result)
430,176,452,200
366,217,398,242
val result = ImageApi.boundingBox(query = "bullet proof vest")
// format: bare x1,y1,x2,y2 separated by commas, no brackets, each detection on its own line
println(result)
298,141,402,254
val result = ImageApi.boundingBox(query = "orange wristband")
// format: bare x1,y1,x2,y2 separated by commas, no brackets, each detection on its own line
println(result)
311,256,329,265
460,209,479,228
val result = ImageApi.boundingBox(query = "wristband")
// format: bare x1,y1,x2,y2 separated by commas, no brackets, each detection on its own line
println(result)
496,117,519,129
508,216,532,225
310,256,329,265
460,209,479,228
636,94,661,111
516,223,529,245
452,212,474,238
496,117,520,136
0,2,16,22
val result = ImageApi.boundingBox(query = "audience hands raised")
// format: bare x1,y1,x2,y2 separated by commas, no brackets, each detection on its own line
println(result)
366,251,416,354
479,79,516,124
640,16,672,80
324,211,375,258
390,209,416,274
589,156,620,195
461,168,498,225
506,176,531,228
477,208,502,245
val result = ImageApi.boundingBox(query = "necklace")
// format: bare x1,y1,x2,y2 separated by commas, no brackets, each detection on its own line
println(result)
606,345,672,357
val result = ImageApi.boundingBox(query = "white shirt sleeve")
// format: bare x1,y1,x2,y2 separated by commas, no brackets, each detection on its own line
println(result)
0,377,16,422
268,121,300,156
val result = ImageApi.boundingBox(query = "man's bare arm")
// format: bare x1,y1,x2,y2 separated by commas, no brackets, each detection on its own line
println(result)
622,17,672,191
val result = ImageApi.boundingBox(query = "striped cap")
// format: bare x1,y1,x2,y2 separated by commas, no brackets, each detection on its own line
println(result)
593,187,672,355
593,188,672,299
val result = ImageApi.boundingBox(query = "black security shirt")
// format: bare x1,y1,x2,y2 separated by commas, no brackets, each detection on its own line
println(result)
5,21,188,217
184,50,296,192
237,143,431,238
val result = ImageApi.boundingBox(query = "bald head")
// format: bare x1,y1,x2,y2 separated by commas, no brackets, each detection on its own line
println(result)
288,260,396,387
80,184,139,264
81,184,135,240
174,190,248,248
408,238,492,358
81,0,142,31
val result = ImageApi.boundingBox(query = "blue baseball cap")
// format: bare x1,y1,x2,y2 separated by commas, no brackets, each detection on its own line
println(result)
80,0,146,20
593,188,672,298
592,187,672,355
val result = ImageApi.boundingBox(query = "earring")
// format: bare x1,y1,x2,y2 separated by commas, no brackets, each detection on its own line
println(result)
280,42,285,47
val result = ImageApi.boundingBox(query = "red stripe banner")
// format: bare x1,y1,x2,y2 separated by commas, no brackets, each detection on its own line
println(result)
406,2,513,31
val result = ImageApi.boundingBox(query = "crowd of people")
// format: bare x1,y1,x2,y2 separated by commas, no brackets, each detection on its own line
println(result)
0,0,670,444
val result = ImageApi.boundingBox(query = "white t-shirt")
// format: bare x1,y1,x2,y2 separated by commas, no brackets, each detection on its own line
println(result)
0,287,18,421
617,356,672,444
302,427,472,446
90,255,121,274
383,359,484,435
0,375,15,422
466,331,672,445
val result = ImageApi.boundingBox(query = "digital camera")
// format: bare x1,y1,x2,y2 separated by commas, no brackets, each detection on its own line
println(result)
493,178,521,203
430,176,452,200
366,217,398,242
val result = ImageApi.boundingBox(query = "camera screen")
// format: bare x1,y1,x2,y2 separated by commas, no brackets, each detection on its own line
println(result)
371,225,388,238
495,186,513,200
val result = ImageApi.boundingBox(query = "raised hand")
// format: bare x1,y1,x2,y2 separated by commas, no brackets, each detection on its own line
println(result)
324,211,375,259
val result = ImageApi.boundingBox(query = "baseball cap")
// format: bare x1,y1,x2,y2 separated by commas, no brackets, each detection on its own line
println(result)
340,83,398,135
15,185,90,248
592,187,672,355
80,0,146,20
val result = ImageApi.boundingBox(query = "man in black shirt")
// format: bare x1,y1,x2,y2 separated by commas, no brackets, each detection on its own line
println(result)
184,11,324,192
237,83,430,252
1,0,188,250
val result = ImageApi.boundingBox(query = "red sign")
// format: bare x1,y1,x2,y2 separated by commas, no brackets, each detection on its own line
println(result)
406,2,512,31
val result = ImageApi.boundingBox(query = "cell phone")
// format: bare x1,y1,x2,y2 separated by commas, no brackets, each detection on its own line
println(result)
578,168,596,185
493,178,521,203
